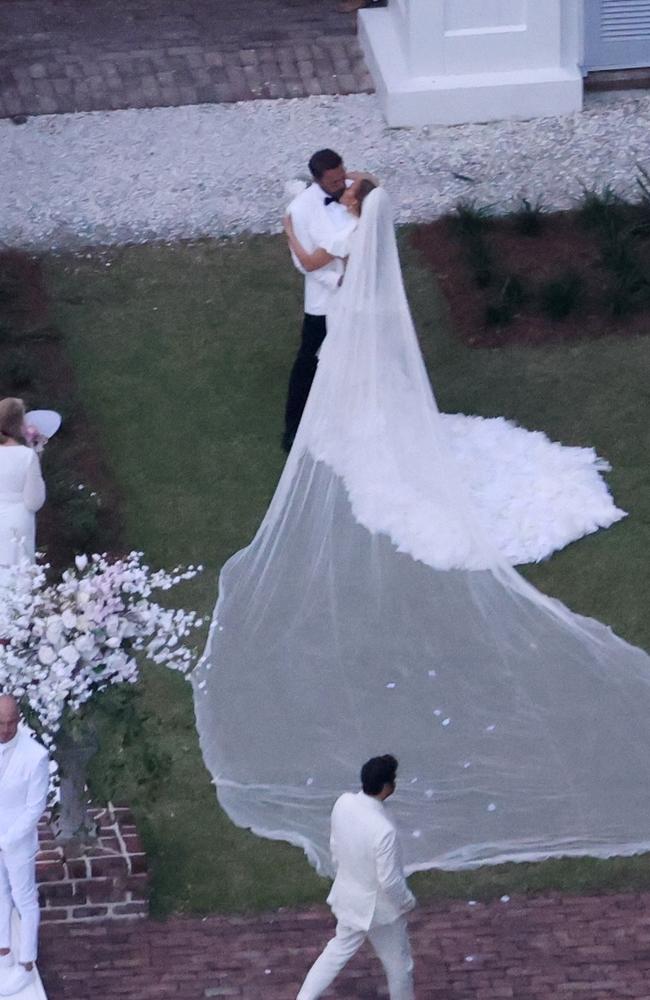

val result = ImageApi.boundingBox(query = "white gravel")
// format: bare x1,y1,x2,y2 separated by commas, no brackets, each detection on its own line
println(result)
1,89,650,250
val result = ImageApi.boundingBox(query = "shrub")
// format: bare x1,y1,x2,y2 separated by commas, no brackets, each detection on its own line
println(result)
539,272,583,320
453,199,493,236
485,274,527,326
577,185,626,234
513,197,545,236
600,228,649,316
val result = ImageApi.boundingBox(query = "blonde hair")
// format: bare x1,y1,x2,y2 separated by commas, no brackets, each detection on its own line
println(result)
0,398,26,445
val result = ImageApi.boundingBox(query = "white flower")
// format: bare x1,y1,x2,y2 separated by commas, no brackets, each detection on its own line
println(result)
45,621,64,645
74,634,95,655
61,609,76,629
0,552,202,746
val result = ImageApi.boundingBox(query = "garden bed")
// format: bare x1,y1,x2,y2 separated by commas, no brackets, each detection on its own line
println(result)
412,186,650,348
0,249,122,568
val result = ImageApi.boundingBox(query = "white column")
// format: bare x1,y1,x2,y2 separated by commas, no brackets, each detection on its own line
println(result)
359,0,584,127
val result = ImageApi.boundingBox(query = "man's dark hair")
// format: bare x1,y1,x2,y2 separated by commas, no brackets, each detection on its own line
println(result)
361,754,398,796
309,148,343,180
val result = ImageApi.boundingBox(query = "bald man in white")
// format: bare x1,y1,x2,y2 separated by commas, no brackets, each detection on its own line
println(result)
0,694,49,997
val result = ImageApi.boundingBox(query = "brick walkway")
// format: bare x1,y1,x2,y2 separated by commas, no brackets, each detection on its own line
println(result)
0,0,373,118
39,891,650,999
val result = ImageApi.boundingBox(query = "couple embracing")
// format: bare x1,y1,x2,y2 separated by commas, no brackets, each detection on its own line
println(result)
281,148,379,453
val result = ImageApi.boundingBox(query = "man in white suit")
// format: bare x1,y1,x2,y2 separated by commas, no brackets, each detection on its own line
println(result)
0,694,49,997
297,754,416,1000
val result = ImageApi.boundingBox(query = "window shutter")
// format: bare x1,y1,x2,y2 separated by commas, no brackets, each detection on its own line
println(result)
601,0,650,39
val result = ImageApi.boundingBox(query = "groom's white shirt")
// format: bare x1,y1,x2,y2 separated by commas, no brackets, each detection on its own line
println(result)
326,791,416,932
288,182,356,316
0,728,49,857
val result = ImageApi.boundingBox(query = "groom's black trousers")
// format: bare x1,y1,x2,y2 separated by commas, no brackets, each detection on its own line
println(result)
283,313,327,450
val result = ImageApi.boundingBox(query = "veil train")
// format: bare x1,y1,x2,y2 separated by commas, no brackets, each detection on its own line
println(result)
193,189,650,875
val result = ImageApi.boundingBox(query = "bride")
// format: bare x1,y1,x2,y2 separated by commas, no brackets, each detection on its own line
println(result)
193,186,650,876
283,180,624,566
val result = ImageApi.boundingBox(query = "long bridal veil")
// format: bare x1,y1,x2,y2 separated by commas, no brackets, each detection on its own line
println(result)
193,188,650,875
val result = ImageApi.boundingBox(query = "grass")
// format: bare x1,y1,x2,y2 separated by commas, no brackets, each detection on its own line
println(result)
43,231,650,915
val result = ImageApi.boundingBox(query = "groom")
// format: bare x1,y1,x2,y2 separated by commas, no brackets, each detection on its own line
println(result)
296,755,416,1000
282,148,353,453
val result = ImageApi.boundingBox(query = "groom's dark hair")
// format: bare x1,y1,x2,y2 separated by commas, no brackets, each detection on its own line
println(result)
309,148,343,179
361,754,398,796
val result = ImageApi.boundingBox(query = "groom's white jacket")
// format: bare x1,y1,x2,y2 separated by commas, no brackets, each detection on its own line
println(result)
0,729,49,857
326,791,416,931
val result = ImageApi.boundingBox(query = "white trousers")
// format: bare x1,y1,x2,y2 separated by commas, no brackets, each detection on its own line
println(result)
0,850,39,964
297,914,414,1000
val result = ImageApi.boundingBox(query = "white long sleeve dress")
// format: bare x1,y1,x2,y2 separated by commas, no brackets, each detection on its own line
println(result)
0,445,46,567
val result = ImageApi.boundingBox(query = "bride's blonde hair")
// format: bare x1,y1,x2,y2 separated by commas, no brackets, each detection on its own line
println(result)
0,397,27,444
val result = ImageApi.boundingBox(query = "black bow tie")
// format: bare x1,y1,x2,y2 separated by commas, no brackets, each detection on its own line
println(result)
324,194,341,206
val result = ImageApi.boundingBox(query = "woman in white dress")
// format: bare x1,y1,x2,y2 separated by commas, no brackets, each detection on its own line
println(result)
283,180,624,566
0,398,46,569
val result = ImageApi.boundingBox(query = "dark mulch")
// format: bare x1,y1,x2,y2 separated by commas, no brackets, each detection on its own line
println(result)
0,249,122,569
411,208,650,348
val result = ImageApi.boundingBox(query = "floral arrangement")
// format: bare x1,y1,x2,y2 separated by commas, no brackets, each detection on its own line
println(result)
0,551,203,744
24,423,49,455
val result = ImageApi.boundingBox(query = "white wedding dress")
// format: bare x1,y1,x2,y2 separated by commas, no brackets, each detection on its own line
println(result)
193,189,650,876
438,414,623,565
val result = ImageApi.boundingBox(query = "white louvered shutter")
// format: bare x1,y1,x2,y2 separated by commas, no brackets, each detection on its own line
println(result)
585,0,650,69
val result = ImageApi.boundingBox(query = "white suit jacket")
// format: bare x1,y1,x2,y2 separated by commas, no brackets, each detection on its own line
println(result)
326,791,416,931
0,729,49,858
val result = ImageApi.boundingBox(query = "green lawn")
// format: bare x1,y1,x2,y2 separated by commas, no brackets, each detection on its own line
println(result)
44,232,650,915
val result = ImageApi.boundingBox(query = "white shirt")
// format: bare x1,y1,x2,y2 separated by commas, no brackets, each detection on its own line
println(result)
326,791,416,931
0,732,18,783
288,182,358,316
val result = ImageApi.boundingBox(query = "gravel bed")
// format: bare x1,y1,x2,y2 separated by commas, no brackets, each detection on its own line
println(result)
2,90,650,250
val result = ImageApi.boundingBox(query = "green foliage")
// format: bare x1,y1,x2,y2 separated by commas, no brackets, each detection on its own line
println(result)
636,162,650,214
485,274,527,326
513,197,545,236
600,228,649,317
44,471,102,552
86,685,173,806
577,184,626,234
452,199,493,236
452,201,496,286
539,271,583,320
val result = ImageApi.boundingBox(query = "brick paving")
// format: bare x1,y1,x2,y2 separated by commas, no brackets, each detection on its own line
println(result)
39,890,650,999
0,0,374,118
